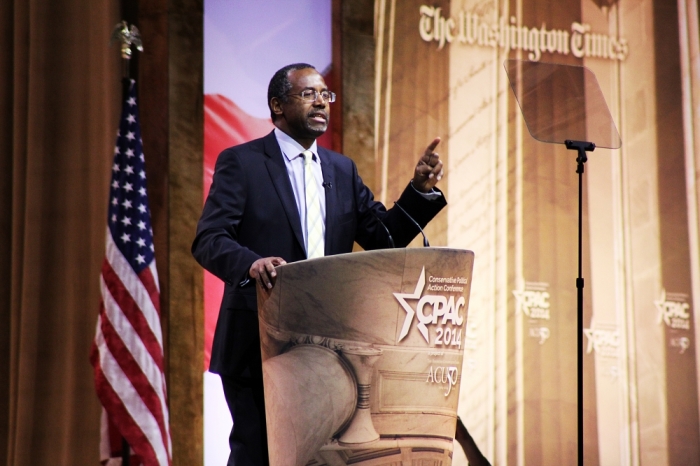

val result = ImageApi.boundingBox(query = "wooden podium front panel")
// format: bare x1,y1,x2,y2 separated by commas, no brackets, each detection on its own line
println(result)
257,248,474,464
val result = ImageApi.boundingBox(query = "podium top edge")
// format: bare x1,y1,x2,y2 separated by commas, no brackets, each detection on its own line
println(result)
275,248,474,268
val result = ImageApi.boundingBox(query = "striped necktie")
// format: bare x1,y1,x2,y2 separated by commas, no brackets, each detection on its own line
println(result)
303,150,324,258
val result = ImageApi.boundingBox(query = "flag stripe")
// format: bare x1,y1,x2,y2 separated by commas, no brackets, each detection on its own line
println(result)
95,319,171,465
99,285,168,433
101,258,164,372
106,231,164,343
140,265,161,314
148,261,160,292
93,338,163,465
98,299,169,448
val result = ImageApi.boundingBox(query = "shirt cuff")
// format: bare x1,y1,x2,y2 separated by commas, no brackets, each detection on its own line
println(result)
410,180,442,200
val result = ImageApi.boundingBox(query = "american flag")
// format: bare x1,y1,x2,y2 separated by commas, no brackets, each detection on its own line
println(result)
91,79,172,466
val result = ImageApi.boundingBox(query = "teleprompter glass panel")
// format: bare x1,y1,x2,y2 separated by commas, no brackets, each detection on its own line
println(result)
504,59,621,149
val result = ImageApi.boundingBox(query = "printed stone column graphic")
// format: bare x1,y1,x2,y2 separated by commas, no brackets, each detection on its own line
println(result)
339,347,383,445
262,344,357,466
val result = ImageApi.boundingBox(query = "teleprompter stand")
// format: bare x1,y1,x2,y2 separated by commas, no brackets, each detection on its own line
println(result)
504,60,621,466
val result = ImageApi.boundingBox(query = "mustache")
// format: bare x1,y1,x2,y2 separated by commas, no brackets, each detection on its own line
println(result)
307,109,328,120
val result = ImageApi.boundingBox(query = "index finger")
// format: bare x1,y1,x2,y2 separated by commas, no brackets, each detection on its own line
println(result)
424,137,441,154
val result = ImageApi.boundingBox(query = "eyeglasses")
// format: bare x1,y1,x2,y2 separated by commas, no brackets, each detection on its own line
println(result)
286,89,336,103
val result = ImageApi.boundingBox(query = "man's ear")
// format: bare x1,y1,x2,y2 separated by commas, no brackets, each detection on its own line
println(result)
270,97,284,118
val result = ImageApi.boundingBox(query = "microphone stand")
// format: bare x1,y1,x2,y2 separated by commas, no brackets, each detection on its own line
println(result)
394,201,430,247
370,210,395,249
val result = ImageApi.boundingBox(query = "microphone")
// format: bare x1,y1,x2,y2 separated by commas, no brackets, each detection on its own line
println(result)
393,201,430,247
322,181,332,189
370,210,395,249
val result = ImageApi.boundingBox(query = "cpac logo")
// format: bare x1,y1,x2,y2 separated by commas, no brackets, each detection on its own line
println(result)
394,267,465,344
513,289,550,320
655,289,691,330
583,327,619,358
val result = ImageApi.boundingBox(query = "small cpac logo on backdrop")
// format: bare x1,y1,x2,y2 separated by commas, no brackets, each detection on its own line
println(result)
513,286,551,320
655,289,691,330
583,327,619,358
394,267,465,347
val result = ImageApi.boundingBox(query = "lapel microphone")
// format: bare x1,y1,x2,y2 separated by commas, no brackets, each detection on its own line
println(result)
322,182,332,189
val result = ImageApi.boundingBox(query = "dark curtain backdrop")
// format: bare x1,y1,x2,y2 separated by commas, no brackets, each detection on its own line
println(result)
0,1,122,464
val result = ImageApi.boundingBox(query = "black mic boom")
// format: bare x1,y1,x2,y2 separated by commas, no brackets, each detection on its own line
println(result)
370,210,395,249
393,201,430,247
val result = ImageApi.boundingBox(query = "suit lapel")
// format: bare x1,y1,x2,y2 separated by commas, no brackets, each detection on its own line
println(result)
318,148,336,256
262,132,305,252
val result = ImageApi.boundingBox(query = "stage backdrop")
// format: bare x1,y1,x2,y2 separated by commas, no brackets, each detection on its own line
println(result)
202,0,333,464
373,0,700,465
203,0,700,465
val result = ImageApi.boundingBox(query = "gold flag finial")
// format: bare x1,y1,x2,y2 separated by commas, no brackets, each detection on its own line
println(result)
110,21,144,59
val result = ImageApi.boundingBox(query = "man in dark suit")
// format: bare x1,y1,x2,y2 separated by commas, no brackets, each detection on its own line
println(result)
192,63,446,466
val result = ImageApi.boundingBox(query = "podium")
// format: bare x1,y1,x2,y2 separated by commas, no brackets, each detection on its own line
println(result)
256,248,475,466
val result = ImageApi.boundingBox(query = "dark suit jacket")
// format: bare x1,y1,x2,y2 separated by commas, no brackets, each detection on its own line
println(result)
192,131,446,375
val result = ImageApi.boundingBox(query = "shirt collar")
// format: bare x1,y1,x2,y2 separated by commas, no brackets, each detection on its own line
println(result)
274,128,320,163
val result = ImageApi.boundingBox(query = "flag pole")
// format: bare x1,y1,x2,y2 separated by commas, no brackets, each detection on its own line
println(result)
122,437,131,466
110,21,143,466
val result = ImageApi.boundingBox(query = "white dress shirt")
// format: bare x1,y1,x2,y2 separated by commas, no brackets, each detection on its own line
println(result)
273,127,441,251
274,128,326,253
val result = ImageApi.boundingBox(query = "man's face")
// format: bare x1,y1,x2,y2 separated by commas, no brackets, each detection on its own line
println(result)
273,68,329,145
